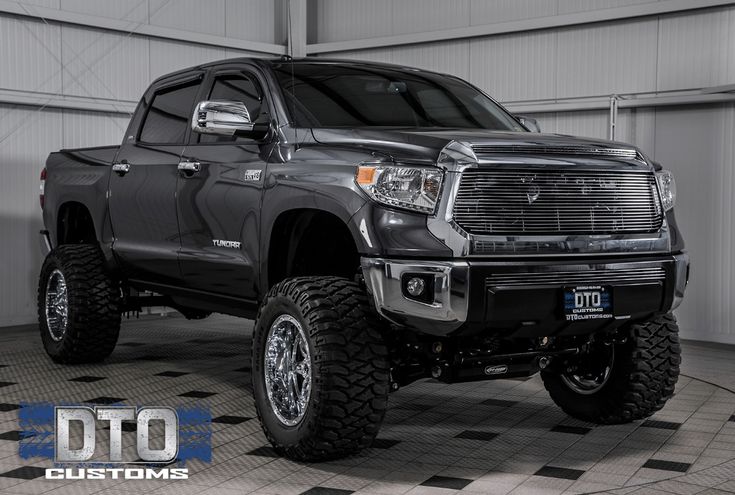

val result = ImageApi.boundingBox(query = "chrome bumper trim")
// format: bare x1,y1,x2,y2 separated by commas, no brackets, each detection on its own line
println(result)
361,258,469,334
671,252,690,311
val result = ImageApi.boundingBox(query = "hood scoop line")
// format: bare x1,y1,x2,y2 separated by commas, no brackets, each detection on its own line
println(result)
471,144,644,162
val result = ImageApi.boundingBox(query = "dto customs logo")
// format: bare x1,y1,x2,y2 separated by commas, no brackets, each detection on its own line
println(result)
19,403,212,480
56,406,178,462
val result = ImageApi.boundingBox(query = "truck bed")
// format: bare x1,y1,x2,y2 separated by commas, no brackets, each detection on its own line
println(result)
43,145,119,248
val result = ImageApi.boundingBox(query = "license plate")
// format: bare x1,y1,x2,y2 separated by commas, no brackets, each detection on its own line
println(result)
563,285,613,321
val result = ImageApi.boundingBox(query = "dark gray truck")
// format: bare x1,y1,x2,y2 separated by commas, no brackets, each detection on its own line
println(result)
38,58,689,461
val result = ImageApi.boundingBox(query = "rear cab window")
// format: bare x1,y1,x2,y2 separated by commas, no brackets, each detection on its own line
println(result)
138,79,202,144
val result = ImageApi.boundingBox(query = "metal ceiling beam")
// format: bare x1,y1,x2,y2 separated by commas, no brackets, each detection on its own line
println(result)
0,0,287,55
701,83,735,94
0,88,137,115
287,0,308,57
305,0,735,54
505,92,735,114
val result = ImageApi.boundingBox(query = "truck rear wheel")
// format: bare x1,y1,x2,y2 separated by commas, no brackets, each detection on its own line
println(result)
38,245,121,364
541,313,681,423
252,276,390,461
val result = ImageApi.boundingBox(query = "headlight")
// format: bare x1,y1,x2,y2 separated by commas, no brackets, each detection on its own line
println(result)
356,164,443,214
655,170,676,212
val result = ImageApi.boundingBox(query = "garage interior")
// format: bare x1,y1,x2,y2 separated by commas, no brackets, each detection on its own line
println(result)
1,0,735,494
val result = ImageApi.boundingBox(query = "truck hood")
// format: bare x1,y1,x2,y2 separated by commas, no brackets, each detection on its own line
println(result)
310,127,650,169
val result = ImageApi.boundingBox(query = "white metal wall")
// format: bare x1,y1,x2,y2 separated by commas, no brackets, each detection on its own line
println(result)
314,4,735,100
309,0,735,344
0,0,285,327
2,1,735,346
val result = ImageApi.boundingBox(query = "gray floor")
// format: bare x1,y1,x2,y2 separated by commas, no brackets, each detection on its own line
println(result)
0,314,734,495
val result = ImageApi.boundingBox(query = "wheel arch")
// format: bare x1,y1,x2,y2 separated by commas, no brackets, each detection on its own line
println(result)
56,201,97,246
263,207,364,291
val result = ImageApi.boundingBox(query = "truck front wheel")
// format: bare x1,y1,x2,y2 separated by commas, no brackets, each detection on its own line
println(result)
542,313,681,423
252,276,390,461
38,245,121,364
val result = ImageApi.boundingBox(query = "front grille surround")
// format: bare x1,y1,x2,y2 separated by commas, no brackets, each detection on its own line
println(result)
452,168,663,236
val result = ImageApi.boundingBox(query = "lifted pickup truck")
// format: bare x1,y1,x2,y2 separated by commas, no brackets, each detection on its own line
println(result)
39,57,689,461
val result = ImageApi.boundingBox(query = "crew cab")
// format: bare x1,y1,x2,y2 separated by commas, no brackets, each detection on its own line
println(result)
38,58,688,461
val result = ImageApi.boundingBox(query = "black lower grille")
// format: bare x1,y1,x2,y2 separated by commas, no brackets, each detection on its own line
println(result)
453,169,663,235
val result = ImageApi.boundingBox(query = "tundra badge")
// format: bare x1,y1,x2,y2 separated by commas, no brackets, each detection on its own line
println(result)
213,240,241,249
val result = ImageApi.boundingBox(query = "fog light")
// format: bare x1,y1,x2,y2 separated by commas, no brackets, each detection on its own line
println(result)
401,273,434,303
406,277,426,297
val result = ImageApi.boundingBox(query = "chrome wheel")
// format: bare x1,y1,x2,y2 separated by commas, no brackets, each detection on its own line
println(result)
45,269,68,342
264,314,312,426
561,345,614,395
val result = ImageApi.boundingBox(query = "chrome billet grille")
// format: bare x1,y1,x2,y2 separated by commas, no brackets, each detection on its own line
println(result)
453,169,663,235
472,145,644,161
486,267,666,288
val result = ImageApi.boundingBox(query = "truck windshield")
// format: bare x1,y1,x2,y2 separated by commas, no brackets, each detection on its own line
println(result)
272,62,525,131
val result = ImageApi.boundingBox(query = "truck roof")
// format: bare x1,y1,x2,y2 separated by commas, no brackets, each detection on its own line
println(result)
151,57,438,86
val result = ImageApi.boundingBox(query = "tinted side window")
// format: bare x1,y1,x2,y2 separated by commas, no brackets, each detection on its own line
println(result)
139,80,201,144
199,74,267,143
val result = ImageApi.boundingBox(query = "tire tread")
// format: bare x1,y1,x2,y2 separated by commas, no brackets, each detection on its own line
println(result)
253,276,389,461
37,245,120,364
542,313,681,423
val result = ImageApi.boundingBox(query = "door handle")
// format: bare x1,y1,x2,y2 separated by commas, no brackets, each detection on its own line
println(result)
178,161,201,176
111,162,130,176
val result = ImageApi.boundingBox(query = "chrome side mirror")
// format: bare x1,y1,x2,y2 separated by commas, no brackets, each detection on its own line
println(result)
516,115,541,133
192,100,254,135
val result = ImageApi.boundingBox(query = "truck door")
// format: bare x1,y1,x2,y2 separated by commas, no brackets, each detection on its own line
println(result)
108,74,204,286
176,68,276,300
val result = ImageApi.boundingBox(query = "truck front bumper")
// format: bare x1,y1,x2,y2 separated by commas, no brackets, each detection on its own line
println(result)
361,253,689,337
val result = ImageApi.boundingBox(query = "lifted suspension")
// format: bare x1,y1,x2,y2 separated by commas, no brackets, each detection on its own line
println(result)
386,331,604,390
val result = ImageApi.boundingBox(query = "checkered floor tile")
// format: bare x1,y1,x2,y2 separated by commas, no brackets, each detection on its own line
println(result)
0,314,733,495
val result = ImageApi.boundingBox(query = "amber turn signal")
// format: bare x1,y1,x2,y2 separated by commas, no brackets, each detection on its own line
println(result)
356,166,377,185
